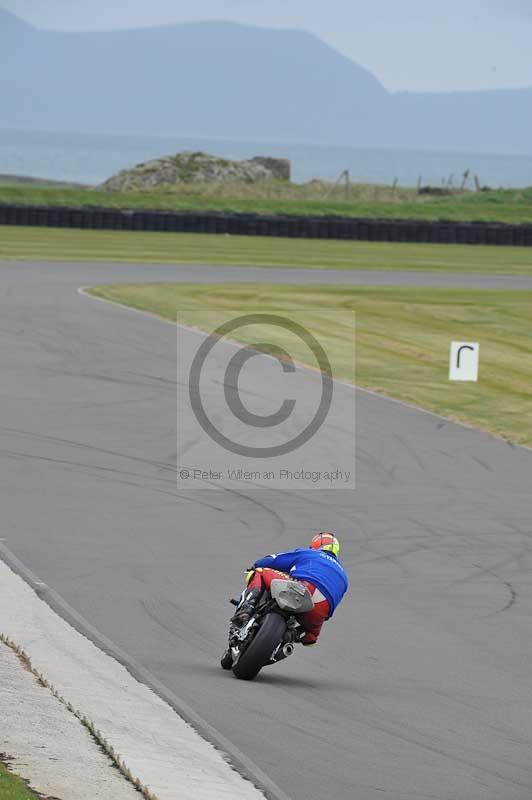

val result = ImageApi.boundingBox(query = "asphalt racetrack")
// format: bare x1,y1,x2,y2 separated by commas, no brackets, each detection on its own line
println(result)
2,259,532,800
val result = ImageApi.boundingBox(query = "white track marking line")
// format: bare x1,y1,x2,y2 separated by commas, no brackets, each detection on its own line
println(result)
78,285,532,456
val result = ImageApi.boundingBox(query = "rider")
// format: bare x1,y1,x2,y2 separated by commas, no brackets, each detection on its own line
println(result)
231,532,349,646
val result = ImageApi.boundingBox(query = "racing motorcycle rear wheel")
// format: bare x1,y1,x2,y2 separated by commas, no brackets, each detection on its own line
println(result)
232,612,287,681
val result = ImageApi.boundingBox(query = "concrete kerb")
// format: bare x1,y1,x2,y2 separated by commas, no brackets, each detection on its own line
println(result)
0,630,158,800
0,543,290,800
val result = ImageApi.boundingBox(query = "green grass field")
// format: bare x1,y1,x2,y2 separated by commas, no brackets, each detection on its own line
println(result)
87,283,532,446
2,226,532,274
0,763,39,800
1,181,532,224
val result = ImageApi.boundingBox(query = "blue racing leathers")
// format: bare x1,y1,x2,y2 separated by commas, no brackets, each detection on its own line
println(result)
254,548,348,618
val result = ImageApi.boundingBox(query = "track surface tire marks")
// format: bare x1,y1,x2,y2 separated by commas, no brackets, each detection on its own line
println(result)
1,261,532,799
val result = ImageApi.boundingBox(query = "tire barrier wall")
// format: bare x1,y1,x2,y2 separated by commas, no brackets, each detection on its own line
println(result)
1,204,531,247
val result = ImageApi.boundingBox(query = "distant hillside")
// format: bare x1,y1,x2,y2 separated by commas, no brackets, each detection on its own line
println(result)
1,9,531,154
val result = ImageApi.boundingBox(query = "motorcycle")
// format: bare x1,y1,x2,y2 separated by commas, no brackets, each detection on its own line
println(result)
221,577,315,680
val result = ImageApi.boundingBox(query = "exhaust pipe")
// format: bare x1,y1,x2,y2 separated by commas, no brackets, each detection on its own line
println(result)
282,643,294,658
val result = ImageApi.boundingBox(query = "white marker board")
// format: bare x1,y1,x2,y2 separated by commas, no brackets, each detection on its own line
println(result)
449,342,479,381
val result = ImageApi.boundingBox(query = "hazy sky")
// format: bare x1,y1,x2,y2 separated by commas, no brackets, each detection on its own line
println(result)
3,0,531,92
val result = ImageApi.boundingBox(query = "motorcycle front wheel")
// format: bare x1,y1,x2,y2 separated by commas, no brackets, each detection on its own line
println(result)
232,612,287,681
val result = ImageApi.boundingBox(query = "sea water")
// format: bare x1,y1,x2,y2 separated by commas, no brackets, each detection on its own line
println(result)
1,127,531,188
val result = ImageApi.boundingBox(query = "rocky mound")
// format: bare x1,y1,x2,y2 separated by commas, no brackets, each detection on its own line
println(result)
101,152,290,191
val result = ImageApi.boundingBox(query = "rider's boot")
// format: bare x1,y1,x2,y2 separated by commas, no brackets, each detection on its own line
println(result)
221,588,262,669
220,649,233,670
231,588,262,628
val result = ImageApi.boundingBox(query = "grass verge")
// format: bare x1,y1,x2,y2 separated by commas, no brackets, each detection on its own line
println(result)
87,283,532,446
0,763,40,800
1,226,532,274
1,182,532,224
